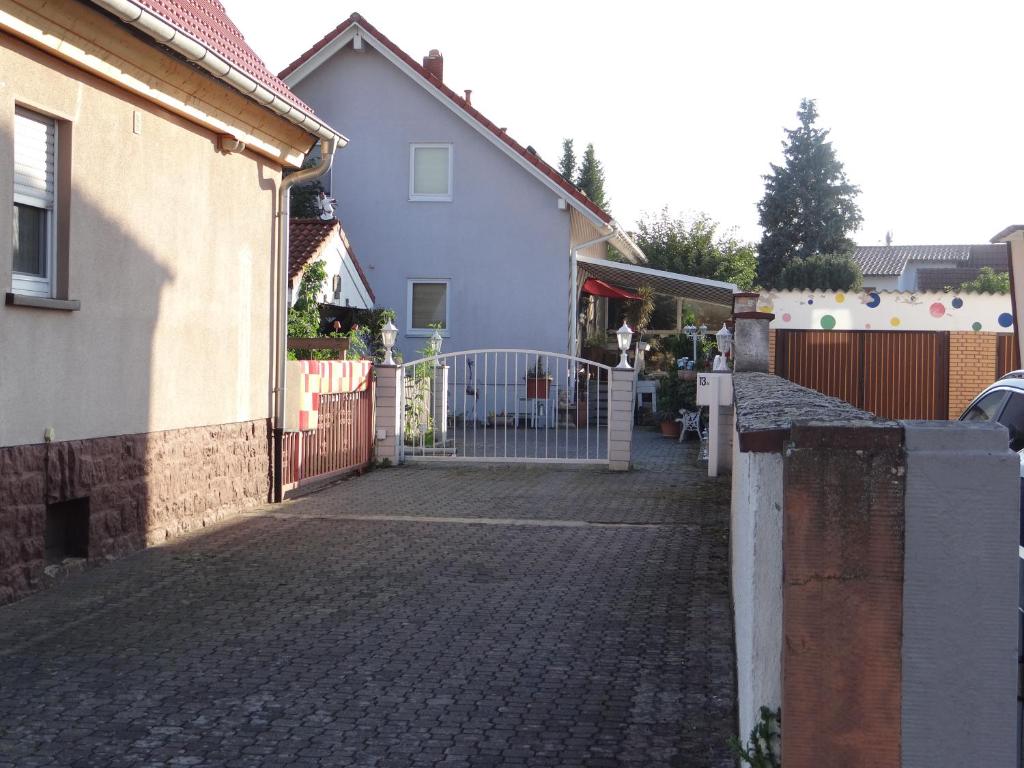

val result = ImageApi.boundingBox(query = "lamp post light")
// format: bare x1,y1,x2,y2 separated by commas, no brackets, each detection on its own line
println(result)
616,322,634,369
381,320,398,366
683,323,708,364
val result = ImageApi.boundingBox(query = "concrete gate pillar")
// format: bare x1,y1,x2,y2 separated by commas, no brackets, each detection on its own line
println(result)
608,368,636,471
374,364,402,464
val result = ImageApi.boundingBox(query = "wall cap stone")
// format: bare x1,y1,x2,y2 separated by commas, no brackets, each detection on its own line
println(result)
734,372,887,453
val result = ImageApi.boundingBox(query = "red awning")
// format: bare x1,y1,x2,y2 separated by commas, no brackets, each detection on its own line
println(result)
581,277,641,300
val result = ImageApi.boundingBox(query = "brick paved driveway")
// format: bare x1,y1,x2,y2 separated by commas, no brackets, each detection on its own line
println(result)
0,431,735,767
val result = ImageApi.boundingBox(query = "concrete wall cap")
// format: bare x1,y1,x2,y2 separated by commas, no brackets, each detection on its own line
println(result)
901,419,1013,452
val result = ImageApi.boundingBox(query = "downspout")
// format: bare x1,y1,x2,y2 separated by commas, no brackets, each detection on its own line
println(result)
273,136,340,502
570,231,616,357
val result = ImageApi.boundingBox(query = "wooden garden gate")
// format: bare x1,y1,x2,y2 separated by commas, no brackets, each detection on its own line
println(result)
774,330,950,420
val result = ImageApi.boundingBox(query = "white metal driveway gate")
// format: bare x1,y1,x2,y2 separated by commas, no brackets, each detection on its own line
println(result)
399,350,612,464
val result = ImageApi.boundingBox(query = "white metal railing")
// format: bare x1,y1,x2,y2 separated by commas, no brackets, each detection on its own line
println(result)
399,349,612,463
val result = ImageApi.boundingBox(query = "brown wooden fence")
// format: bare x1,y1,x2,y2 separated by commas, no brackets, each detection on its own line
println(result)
996,333,1021,378
775,330,949,420
282,385,374,490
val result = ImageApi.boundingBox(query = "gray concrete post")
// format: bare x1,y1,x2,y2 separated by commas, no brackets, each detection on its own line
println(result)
608,368,635,471
374,364,402,464
733,312,775,373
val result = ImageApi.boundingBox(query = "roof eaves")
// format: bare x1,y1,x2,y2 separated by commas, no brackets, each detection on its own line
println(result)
90,0,347,145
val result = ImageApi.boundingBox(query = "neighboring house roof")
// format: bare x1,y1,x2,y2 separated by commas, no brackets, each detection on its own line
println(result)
290,218,375,302
915,244,1009,292
851,245,972,276
87,0,344,144
279,13,643,260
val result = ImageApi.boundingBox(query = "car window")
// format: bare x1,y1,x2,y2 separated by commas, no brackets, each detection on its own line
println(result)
962,390,1009,422
998,392,1024,431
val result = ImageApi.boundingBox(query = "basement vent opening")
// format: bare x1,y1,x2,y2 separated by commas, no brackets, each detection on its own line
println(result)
45,497,90,564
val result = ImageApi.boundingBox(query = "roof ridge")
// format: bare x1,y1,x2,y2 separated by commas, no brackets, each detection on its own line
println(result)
278,12,612,225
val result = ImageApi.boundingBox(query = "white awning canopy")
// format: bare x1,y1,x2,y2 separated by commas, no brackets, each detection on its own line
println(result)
576,255,736,307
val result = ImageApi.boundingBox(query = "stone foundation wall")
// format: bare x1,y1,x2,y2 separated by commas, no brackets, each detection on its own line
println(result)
0,419,271,604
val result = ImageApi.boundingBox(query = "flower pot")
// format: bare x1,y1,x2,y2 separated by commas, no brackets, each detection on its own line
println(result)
526,376,551,399
678,370,697,381
660,420,682,439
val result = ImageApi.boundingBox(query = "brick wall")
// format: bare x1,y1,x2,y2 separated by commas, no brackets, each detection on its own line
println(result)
0,419,271,605
947,331,997,418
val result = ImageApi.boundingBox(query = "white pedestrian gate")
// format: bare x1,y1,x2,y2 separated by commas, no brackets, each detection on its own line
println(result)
399,350,616,463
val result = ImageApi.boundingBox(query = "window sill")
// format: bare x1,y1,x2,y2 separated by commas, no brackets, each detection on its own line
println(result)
5,293,80,311
407,329,450,337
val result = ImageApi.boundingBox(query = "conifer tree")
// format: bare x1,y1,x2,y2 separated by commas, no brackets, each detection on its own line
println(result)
576,143,609,212
757,99,862,288
558,138,576,183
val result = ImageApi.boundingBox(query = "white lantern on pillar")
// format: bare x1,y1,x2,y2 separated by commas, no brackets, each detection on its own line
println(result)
616,322,634,369
381,320,398,366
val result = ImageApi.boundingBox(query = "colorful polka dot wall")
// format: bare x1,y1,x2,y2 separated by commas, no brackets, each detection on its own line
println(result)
763,290,1011,333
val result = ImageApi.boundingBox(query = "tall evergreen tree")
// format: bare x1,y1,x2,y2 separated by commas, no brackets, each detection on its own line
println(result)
756,99,862,288
576,143,609,212
558,138,576,183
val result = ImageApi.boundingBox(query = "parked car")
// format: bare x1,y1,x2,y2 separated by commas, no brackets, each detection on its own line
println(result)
959,370,1024,759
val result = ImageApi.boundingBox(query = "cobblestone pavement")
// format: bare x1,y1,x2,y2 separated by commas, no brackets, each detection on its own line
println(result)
0,430,735,767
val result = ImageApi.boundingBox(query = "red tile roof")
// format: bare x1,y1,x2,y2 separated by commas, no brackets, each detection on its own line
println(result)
290,218,375,302
279,13,613,225
128,0,312,113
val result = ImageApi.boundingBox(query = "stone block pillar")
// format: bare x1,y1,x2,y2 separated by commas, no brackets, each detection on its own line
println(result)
608,368,635,471
374,364,402,464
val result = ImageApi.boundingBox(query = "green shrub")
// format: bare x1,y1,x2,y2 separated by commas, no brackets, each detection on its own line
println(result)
778,253,862,291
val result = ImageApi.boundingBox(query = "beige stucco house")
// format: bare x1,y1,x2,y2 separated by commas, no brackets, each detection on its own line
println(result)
0,0,346,603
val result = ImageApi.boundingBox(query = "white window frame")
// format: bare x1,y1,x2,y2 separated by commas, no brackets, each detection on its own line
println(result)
12,107,57,298
408,143,453,202
406,278,451,336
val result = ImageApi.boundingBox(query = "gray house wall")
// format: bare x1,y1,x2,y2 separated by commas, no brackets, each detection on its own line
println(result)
291,46,573,360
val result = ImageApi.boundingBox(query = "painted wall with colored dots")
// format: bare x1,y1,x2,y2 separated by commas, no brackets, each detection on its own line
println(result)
757,290,1014,333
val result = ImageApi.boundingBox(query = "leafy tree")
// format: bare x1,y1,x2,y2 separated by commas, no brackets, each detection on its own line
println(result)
287,154,326,219
576,143,609,212
635,209,757,290
778,253,863,291
287,260,327,359
558,138,576,183
958,266,1010,294
757,98,863,288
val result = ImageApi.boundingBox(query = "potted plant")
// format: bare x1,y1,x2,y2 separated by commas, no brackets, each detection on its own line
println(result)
657,373,697,439
656,410,682,439
525,356,552,399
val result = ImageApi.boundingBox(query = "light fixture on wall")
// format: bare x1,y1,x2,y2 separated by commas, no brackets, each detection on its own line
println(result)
616,322,633,369
381,320,398,365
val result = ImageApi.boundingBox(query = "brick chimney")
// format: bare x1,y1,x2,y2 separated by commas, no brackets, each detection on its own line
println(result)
423,49,443,82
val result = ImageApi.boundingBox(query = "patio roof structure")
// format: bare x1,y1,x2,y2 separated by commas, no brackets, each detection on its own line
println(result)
576,256,736,306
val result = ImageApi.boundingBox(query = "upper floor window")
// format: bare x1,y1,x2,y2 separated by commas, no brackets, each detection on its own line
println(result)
409,143,452,202
12,107,57,297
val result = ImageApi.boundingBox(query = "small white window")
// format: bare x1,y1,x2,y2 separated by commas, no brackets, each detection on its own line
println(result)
12,107,56,297
409,143,452,201
407,279,449,335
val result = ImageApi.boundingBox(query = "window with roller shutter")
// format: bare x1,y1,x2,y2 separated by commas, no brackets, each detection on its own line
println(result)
12,107,56,297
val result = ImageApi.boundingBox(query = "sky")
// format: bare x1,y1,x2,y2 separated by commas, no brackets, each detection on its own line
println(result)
224,0,1024,247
